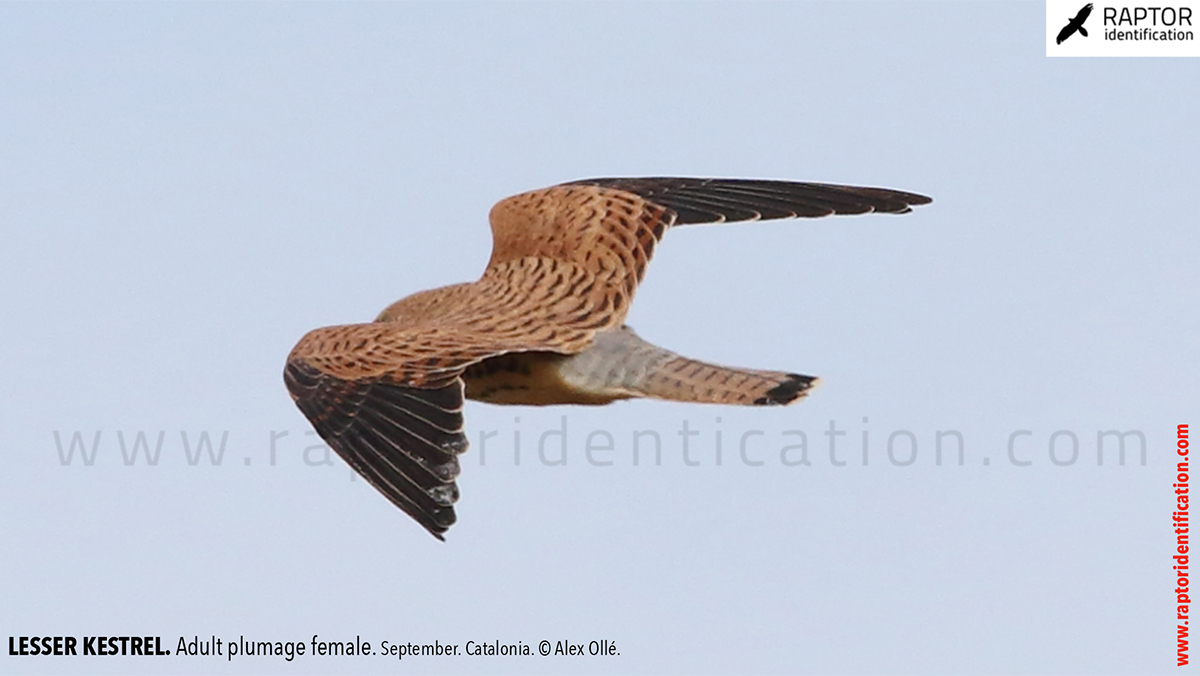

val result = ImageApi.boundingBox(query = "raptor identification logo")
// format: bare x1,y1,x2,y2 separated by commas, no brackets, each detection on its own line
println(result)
1046,0,1199,55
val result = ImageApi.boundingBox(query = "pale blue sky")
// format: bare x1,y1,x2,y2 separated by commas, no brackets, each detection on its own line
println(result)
2,2,1197,674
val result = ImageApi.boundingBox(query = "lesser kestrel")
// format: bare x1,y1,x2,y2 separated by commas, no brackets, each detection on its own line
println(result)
285,177,931,539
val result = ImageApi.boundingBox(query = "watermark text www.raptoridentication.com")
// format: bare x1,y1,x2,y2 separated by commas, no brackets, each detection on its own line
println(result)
49,416,1149,471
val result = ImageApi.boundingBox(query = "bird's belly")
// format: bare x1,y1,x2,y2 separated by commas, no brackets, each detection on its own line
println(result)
462,352,627,406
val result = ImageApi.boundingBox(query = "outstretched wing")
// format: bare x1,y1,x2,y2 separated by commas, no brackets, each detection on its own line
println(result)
283,321,542,540
566,177,930,221
285,358,466,539
487,177,931,326
287,257,641,539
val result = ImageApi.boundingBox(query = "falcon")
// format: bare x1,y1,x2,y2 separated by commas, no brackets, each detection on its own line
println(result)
285,177,932,539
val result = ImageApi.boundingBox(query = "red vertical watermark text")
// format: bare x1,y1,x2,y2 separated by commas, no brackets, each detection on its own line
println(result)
1177,423,1190,667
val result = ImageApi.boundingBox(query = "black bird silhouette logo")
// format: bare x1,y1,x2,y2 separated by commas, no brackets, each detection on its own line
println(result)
1057,3,1094,44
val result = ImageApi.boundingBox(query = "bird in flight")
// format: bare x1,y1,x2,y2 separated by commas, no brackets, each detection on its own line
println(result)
285,177,931,539
1057,3,1093,44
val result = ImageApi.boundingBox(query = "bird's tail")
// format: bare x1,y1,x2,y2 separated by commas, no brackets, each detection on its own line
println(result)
556,325,818,406
634,355,818,406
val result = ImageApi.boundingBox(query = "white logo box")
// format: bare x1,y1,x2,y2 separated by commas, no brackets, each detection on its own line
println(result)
1047,0,1200,56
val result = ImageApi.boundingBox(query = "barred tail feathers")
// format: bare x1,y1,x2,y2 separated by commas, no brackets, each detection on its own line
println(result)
554,325,817,406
